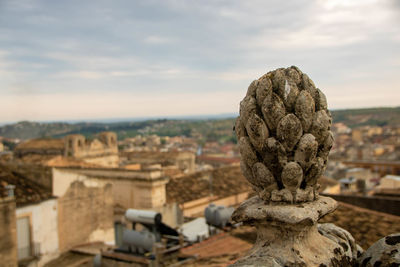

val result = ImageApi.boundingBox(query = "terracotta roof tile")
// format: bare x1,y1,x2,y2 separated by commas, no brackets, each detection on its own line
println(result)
15,138,64,150
0,163,53,206
320,201,400,249
180,232,251,259
166,166,251,204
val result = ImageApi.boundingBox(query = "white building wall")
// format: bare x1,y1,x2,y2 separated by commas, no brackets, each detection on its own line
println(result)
16,199,59,266
52,168,109,197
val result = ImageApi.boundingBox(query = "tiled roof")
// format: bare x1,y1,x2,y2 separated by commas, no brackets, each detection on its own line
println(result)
319,176,339,192
14,154,102,168
15,138,64,150
0,163,53,206
196,155,240,164
45,156,104,168
320,201,400,249
123,151,193,160
180,232,251,259
166,166,251,204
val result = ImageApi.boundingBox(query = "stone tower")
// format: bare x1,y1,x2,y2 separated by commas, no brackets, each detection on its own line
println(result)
64,134,86,157
98,132,118,154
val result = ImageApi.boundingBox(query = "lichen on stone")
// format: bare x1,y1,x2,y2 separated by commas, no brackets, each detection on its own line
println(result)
235,66,333,203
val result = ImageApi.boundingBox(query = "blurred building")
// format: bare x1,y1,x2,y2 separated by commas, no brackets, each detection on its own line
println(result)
378,175,400,189
121,151,195,174
0,195,17,267
0,162,114,266
345,168,374,189
351,129,363,143
14,132,119,168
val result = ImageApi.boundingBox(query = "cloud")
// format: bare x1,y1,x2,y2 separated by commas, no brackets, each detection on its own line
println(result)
0,0,399,122
143,35,176,44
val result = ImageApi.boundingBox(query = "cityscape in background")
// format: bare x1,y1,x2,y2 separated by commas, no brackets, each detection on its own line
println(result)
0,105,399,266
1,0,400,266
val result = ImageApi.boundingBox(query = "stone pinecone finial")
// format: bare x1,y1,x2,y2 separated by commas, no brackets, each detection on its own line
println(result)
235,66,333,203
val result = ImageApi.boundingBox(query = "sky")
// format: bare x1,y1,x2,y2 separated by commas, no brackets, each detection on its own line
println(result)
0,0,399,123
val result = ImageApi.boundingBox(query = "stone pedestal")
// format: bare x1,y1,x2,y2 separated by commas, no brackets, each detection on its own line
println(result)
230,196,354,266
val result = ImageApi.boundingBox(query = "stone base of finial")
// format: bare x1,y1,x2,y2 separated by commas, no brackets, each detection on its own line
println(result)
229,196,358,266
257,185,319,204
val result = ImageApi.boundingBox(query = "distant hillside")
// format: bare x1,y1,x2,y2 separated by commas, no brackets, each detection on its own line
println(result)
331,107,400,128
0,118,237,143
1,107,399,140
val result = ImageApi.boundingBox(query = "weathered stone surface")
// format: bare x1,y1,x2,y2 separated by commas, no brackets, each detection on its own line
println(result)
319,131,334,159
231,66,362,267
262,137,286,183
245,113,269,153
285,66,302,85
240,161,256,187
301,73,318,98
261,92,286,132
315,88,328,111
295,90,315,132
271,68,287,99
277,113,303,151
295,186,315,202
234,117,246,140
281,162,303,191
271,188,293,203
318,223,359,264
294,133,318,170
357,233,400,267
258,183,278,201
306,157,325,186
232,195,337,225
239,137,258,168
310,110,332,143
246,80,258,97
252,162,275,188
230,196,355,267
255,76,272,107
236,66,333,203
283,80,299,112
0,198,17,267
239,96,257,123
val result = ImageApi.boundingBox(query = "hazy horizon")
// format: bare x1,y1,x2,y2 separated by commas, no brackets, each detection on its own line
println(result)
1,105,400,126
1,0,400,122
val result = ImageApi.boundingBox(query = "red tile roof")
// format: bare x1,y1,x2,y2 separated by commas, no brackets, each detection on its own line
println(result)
15,138,64,150
180,232,251,259
166,166,251,204
0,163,53,206
196,155,240,164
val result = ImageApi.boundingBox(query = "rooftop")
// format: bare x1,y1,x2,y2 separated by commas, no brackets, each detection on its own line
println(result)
382,175,400,181
122,151,194,160
166,166,250,204
181,232,252,266
0,163,53,206
15,138,64,150
318,201,400,249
